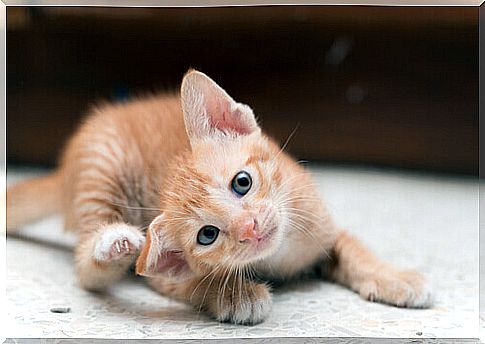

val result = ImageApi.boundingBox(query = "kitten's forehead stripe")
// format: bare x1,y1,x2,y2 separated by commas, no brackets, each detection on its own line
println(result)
245,154,269,165
164,163,224,218
253,161,271,200
272,168,283,187
245,143,271,165
198,201,226,224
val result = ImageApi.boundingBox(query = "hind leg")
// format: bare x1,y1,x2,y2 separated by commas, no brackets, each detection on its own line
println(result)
325,230,433,308
75,222,145,291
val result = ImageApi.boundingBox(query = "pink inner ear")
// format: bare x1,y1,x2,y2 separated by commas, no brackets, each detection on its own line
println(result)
210,107,251,135
152,250,189,277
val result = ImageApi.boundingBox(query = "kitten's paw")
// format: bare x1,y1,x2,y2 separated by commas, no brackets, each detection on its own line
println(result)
211,283,272,325
93,223,145,262
359,270,433,308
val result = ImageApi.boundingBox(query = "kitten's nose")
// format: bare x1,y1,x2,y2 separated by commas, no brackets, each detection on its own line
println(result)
237,218,258,242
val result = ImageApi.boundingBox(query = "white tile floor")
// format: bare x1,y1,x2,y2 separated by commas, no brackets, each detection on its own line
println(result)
5,165,481,340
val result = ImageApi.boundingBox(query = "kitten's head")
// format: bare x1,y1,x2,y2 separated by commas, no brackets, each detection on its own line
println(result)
136,70,296,281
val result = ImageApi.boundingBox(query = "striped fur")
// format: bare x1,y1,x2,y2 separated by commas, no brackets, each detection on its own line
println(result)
7,70,432,324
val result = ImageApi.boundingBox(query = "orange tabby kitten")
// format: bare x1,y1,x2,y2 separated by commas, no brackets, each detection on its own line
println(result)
7,70,432,324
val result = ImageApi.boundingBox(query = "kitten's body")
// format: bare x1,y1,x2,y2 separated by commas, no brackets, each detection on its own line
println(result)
62,95,185,233
7,71,432,324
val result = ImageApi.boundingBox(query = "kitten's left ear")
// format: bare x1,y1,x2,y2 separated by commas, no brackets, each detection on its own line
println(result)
181,70,260,143
136,214,193,281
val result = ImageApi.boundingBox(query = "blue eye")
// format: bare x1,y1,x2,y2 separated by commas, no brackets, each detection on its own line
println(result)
231,171,252,196
197,225,220,245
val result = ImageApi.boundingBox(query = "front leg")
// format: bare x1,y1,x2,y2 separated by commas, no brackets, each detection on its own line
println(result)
75,223,145,291
148,273,272,325
325,230,433,308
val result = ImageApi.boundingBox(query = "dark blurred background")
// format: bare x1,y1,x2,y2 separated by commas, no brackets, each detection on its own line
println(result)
6,6,478,175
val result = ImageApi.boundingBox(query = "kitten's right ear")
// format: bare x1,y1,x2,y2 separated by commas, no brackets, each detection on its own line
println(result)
136,214,193,281
181,70,260,144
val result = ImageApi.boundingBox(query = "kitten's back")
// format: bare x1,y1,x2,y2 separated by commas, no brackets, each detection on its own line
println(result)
61,93,190,230
8,93,189,232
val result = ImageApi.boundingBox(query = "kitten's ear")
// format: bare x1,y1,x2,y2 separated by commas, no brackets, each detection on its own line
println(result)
136,214,193,281
181,70,260,143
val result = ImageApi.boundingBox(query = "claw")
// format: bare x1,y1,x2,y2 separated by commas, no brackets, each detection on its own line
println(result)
94,226,144,263
115,241,121,253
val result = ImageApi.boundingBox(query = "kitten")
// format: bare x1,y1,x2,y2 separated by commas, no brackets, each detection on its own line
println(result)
7,70,433,324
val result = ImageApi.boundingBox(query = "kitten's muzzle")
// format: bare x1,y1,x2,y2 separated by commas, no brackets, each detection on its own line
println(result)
235,205,278,246
237,217,261,243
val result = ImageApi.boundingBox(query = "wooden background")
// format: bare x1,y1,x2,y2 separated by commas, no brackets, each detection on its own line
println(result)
6,6,478,174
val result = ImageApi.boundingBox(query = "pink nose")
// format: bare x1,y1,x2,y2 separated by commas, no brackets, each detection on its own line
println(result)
238,218,258,242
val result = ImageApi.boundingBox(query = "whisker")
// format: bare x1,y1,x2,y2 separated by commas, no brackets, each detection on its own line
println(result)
276,124,300,159
105,200,161,212
218,265,232,309
197,265,222,316
285,218,330,259
284,207,330,222
191,266,219,304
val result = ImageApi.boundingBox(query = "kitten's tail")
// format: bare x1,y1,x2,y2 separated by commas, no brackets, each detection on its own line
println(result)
6,171,63,233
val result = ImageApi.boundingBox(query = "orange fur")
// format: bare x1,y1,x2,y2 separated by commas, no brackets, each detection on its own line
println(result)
7,70,432,324
7,172,63,232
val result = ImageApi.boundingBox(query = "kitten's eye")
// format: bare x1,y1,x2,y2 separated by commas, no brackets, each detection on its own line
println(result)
197,225,220,245
231,171,252,196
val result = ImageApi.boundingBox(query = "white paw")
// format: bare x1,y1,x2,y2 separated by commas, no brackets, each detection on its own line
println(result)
225,297,272,325
360,270,434,309
93,223,145,262
214,283,272,325
404,273,434,308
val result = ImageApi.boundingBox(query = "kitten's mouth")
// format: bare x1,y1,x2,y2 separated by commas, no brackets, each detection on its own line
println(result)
252,225,277,249
238,225,279,264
